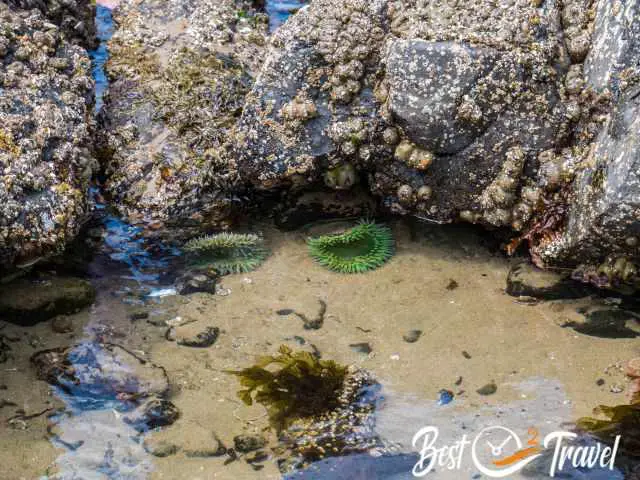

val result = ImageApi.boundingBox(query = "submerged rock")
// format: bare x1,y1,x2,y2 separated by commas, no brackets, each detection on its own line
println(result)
0,3,97,270
0,276,95,325
275,188,377,231
31,342,169,399
282,452,419,480
506,262,589,300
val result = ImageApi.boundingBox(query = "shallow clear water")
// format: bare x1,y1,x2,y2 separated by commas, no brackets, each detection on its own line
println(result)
0,4,638,480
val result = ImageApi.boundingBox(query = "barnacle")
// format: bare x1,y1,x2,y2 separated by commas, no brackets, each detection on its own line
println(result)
183,232,268,274
229,344,348,431
307,220,394,273
323,163,357,190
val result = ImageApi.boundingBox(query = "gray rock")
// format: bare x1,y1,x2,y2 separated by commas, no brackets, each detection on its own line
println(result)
274,187,377,231
176,271,217,296
100,0,267,234
6,0,96,47
584,0,640,92
51,315,74,333
0,4,97,270
0,276,95,325
386,41,519,156
233,434,266,453
236,0,567,225
534,1,640,272
31,342,170,399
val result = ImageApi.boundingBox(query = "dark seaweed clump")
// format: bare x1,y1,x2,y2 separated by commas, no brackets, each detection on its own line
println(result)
230,345,347,431
577,402,640,457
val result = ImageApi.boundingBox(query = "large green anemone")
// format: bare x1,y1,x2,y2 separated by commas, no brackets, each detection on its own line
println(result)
307,220,394,273
184,232,268,274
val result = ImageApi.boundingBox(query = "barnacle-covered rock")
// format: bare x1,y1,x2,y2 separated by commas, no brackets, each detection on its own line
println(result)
236,0,568,223
0,3,96,270
532,0,640,271
99,0,268,235
6,0,96,47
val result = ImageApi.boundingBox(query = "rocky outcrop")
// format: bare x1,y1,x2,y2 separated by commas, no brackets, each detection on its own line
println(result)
237,0,570,226
532,0,640,285
6,0,96,47
99,0,268,234
0,2,97,270
235,0,639,285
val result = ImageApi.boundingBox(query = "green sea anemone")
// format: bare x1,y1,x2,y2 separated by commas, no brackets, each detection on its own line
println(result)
307,220,394,273
184,232,268,274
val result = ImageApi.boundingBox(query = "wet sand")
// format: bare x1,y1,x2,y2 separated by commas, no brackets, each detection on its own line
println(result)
0,220,637,479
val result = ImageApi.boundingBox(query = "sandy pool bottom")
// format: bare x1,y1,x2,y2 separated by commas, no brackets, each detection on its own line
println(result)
0,220,637,479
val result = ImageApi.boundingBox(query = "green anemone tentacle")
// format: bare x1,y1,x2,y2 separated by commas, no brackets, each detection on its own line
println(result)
307,220,394,273
184,233,268,274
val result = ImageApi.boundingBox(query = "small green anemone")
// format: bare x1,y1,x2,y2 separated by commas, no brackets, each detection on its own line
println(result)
184,232,268,274
307,220,394,273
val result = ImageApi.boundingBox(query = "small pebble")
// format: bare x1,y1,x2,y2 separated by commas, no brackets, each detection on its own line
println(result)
438,389,454,405
129,311,149,321
402,330,422,343
215,285,232,296
596,378,605,386
462,350,472,359
446,279,459,290
51,316,73,334
165,327,176,342
476,381,497,396
610,384,624,394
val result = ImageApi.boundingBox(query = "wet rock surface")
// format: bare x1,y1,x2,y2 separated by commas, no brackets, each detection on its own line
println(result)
0,275,95,325
31,342,170,399
274,188,377,231
0,2,97,270
506,262,589,300
99,0,268,234
233,0,639,273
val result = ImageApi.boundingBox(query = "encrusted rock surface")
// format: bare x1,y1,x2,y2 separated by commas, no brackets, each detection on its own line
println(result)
235,0,638,282
531,0,640,283
0,2,97,270
99,0,268,235
6,0,96,46
236,0,569,225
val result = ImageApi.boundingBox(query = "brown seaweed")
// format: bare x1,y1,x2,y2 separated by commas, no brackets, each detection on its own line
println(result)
229,345,347,431
576,402,640,457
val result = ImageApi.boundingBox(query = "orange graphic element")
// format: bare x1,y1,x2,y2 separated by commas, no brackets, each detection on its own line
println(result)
492,427,541,467
492,446,541,467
